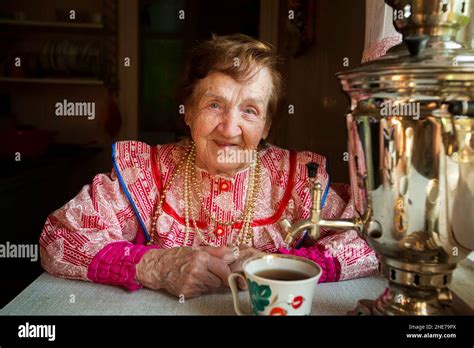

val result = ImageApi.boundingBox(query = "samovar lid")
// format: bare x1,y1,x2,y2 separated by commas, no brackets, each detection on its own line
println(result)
338,0,474,96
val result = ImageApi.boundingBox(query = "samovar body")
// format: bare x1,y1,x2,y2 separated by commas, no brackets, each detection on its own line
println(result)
342,0,474,315
282,0,474,315
344,98,473,315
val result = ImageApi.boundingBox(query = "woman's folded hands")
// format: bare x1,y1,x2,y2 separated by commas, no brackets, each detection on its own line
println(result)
136,245,266,298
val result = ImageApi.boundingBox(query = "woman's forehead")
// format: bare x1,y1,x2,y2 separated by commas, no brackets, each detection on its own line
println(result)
194,70,272,102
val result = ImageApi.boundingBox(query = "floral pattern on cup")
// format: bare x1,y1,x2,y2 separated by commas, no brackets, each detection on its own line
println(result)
247,279,307,315
247,279,272,315
291,295,304,309
269,295,305,315
269,306,287,315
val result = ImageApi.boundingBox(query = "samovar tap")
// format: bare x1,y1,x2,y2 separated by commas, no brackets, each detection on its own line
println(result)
280,162,366,246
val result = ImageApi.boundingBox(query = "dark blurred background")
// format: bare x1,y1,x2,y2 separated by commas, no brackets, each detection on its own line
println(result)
0,0,365,307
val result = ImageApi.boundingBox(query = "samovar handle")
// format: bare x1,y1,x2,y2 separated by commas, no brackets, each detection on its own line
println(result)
447,101,474,116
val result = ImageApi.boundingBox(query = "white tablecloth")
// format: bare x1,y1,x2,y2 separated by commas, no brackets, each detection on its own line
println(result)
1,263,472,315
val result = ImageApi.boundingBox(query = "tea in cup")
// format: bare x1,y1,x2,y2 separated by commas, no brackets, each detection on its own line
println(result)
228,254,321,315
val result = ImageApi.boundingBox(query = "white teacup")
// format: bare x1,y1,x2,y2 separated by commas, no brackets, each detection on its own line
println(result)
228,254,322,315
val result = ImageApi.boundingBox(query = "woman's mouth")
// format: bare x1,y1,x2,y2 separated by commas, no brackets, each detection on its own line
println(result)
213,140,238,148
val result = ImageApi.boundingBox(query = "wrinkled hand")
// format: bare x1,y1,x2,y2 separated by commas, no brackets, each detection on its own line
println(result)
136,246,237,298
229,245,267,290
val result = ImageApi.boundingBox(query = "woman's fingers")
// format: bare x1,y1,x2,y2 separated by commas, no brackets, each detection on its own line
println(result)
200,272,223,291
199,246,237,263
205,255,232,287
229,259,243,274
238,277,248,290
139,246,248,298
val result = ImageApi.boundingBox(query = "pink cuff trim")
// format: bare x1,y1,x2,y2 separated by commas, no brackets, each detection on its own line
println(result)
87,241,158,291
278,244,341,283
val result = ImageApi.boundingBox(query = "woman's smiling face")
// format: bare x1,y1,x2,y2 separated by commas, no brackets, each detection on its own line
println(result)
186,68,273,176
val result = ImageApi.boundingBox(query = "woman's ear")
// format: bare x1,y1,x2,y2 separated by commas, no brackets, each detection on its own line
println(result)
184,103,194,127
184,110,191,127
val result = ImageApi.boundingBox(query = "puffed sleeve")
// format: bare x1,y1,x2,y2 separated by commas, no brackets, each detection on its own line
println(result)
279,152,380,283
39,168,158,291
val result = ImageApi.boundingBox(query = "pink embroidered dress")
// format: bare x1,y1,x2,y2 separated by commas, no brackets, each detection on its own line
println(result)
39,140,379,291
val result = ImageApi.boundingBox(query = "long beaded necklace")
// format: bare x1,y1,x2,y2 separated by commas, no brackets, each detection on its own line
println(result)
148,141,261,247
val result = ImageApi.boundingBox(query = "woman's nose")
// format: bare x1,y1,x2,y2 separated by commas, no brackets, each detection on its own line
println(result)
218,109,242,138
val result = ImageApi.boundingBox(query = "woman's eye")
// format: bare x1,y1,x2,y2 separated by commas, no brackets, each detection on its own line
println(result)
209,102,220,109
244,108,257,115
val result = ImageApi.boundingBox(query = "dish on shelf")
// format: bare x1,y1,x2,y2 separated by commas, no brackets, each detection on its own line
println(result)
39,39,103,77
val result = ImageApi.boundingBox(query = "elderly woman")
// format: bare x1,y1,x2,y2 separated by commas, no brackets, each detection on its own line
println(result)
40,34,378,299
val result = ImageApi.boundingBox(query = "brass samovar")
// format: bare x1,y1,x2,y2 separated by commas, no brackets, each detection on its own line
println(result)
281,0,474,315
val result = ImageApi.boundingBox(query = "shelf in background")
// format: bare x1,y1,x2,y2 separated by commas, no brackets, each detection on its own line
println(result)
0,19,104,30
0,77,104,85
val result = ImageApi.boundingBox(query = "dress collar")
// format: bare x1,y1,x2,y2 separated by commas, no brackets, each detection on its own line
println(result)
194,164,250,183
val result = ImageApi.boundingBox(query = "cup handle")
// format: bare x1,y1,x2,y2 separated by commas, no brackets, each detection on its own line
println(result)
228,273,251,316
